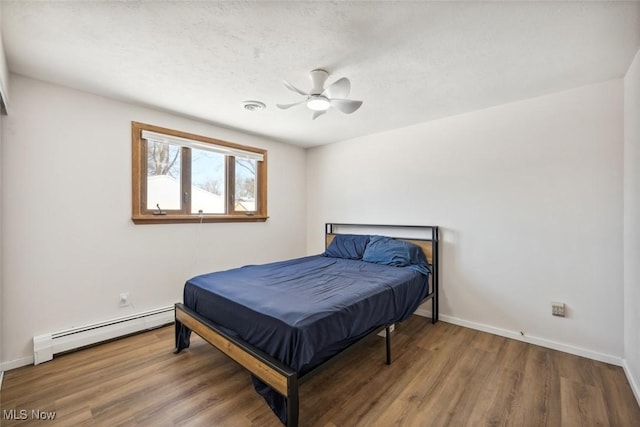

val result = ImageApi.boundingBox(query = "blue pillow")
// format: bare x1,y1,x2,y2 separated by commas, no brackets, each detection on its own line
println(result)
324,234,370,260
362,235,431,276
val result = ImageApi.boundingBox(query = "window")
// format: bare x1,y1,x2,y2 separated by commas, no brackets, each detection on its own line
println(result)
132,122,267,224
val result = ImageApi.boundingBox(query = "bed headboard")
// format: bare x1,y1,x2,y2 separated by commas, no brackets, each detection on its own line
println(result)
324,223,439,266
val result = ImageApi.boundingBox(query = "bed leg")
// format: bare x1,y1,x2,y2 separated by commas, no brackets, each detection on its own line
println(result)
174,319,180,353
174,319,182,353
286,376,299,427
431,296,438,324
385,325,392,365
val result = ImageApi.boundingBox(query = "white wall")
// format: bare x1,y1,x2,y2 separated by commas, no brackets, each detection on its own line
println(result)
0,4,8,110
307,80,624,362
1,74,307,366
624,48,640,401
0,5,7,385
0,96,3,385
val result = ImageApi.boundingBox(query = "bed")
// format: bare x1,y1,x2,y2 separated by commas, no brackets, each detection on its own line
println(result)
174,223,439,426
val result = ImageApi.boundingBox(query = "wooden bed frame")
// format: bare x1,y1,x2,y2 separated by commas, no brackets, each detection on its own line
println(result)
174,223,439,427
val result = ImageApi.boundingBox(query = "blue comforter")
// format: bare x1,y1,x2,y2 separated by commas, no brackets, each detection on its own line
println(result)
176,255,429,423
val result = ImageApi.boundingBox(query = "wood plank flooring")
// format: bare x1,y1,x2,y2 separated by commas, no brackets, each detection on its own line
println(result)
1,316,639,426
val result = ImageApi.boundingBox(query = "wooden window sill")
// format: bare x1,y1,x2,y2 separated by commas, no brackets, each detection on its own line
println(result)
132,215,269,224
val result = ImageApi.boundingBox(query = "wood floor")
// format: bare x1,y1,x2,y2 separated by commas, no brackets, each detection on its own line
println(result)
2,316,639,426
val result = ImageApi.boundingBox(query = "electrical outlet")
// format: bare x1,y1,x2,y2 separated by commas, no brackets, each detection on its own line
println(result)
119,293,130,307
552,302,565,317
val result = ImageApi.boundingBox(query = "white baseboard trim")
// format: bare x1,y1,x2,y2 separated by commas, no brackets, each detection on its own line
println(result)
0,370,4,389
0,355,34,372
415,308,623,367
622,360,640,407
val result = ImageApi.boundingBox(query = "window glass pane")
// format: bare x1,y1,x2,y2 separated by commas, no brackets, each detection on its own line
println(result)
235,158,257,212
191,148,226,214
146,141,181,210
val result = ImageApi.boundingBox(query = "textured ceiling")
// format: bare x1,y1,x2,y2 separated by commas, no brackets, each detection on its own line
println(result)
2,1,640,147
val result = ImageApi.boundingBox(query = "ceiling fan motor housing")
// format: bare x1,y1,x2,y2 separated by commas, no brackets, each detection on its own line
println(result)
310,69,329,95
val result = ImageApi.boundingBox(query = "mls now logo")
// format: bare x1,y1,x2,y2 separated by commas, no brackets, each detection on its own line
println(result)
3,409,56,420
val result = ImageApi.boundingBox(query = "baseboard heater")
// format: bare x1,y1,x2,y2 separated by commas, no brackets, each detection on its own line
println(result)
33,306,174,365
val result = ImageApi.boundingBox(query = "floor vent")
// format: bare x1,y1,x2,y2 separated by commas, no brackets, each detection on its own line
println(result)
33,306,174,364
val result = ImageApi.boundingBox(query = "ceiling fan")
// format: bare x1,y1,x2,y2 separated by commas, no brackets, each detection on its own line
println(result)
276,69,363,120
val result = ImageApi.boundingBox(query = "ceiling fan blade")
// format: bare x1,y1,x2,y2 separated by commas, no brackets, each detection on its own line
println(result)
330,98,363,114
322,77,350,99
283,80,308,96
276,100,305,110
312,110,326,120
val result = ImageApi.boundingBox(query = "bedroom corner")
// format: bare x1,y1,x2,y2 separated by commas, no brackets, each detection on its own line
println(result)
624,46,640,406
0,1,10,386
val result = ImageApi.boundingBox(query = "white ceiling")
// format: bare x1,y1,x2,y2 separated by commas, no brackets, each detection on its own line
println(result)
2,1,640,147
